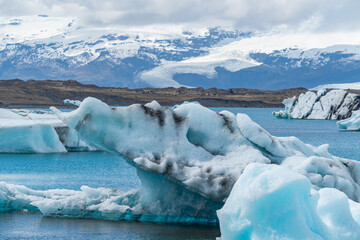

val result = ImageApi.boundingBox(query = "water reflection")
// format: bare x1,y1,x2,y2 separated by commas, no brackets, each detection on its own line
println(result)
0,212,220,240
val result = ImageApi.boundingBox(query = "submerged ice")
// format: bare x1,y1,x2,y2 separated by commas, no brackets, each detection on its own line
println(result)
0,167,221,225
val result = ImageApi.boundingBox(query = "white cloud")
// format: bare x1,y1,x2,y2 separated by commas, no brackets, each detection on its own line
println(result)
0,0,359,33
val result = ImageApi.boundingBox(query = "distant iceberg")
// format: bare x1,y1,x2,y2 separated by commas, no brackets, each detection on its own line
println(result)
273,89,360,120
63,99,82,106
312,82,360,91
0,108,66,153
0,108,95,153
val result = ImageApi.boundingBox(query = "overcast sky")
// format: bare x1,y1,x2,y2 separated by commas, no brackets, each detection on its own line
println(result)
0,0,359,33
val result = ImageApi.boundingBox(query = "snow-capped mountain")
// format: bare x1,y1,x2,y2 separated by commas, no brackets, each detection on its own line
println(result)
1,15,360,89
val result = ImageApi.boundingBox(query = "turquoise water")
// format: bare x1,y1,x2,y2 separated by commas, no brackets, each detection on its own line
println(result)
1,107,360,239
0,152,140,191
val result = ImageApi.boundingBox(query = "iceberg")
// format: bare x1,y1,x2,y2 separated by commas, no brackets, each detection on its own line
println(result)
20,97,355,223
0,108,66,153
63,99,82,106
3,97,360,228
52,97,360,202
217,163,360,240
0,108,97,152
337,110,360,130
273,89,360,120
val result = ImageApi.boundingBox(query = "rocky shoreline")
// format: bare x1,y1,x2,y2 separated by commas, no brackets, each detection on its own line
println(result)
0,79,308,108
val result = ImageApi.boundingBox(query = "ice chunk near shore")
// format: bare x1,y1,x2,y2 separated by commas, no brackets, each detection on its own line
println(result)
52,97,360,205
273,89,360,120
272,96,296,118
337,110,360,130
217,163,360,240
0,108,66,153
64,99,82,106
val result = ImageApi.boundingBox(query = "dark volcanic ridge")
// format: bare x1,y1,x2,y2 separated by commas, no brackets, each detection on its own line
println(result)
0,79,308,108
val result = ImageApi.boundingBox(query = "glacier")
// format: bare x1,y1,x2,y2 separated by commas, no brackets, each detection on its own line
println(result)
273,89,360,120
3,16,360,89
217,163,360,240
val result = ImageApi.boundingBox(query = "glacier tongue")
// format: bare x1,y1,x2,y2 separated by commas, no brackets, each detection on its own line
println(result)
273,89,360,120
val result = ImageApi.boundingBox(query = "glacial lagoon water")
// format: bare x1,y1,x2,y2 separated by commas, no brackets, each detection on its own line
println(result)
1,107,360,239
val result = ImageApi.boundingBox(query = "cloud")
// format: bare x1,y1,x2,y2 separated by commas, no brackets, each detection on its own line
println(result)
0,0,359,33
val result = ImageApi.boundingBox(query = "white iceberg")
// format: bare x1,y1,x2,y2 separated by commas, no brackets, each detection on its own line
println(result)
273,89,360,120
217,163,360,240
63,99,82,106
0,108,97,152
0,108,66,153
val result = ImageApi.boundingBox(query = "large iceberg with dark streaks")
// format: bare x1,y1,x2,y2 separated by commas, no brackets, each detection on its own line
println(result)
51,97,360,203
2,97,360,237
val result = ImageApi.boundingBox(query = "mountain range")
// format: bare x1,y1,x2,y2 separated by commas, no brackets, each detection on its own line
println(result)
1,15,360,90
